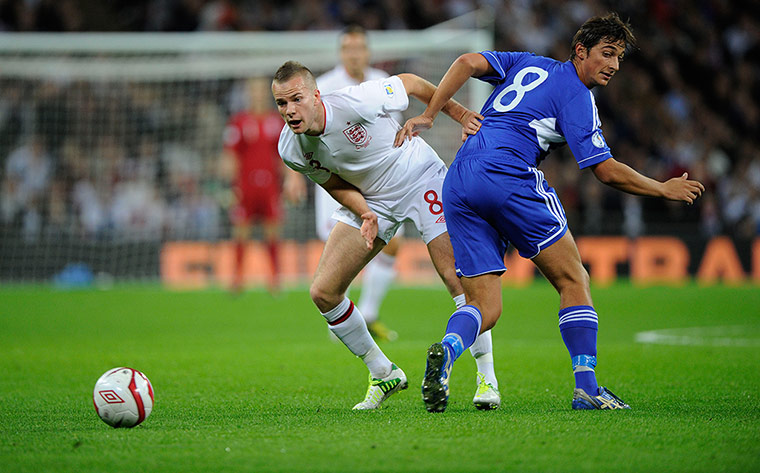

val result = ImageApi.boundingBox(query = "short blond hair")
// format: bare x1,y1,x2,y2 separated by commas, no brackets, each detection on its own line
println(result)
273,61,317,89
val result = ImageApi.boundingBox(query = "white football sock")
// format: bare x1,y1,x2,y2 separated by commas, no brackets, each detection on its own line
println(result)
470,329,498,388
357,252,396,324
322,298,392,378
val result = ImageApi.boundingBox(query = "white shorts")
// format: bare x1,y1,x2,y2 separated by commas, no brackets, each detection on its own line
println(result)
316,184,406,242
332,164,447,245
315,185,341,242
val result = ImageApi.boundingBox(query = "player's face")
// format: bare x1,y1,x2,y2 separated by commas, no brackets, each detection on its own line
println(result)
576,39,626,88
272,75,323,135
246,77,274,113
340,33,370,80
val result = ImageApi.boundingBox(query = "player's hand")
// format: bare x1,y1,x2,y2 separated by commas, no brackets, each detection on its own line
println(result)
394,115,434,148
360,211,379,250
459,110,483,141
663,172,705,204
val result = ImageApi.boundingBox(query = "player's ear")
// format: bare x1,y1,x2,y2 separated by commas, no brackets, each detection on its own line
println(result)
575,44,587,60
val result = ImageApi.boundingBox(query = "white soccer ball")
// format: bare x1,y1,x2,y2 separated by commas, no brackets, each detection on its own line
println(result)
93,367,154,428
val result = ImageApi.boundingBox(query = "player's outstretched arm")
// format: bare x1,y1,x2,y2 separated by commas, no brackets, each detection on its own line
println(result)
591,157,705,204
394,53,492,147
396,73,482,135
321,174,378,249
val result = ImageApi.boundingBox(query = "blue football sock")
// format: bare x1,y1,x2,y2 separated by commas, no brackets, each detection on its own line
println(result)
558,305,599,395
441,305,482,364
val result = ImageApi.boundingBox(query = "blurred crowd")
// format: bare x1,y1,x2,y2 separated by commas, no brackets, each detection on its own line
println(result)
0,80,232,242
1,0,759,243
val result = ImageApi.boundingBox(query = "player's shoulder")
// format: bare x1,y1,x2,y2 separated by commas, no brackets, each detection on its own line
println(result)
552,62,594,102
365,66,390,81
316,66,349,93
512,52,566,72
316,65,342,82
276,123,297,153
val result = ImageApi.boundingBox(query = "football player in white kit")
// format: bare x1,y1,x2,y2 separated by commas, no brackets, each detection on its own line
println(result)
272,60,502,410
315,25,402,342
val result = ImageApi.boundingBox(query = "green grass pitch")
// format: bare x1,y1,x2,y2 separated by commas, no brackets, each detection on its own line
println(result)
1,282,759,472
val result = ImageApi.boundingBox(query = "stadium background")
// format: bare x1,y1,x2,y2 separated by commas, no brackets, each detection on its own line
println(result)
0,0,758,286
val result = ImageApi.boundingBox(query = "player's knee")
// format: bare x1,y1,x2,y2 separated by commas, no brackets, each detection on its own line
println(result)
309,283,327,307
309,283,340,313
555,265,590,292
468,299,501,332
572,266,590,290
480,306,502,332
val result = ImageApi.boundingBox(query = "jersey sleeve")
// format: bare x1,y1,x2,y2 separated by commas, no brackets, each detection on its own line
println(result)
558,90,612,169
277,130,332,185
477,51,533,84
341,76,409,121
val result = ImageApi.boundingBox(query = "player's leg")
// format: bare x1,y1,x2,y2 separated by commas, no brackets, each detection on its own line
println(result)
532,231,629,409
312,221,407,409
261,220,281,294
231,220,250,293
260,190,284,294
468,329,500,410
358,235,400,342
230,187,257,294
450,272,503,410
419,163,504,412
428,238,501,389
425,233,503,411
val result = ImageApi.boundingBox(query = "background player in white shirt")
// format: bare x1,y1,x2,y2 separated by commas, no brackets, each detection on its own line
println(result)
315,25,402,342
272,60,501,410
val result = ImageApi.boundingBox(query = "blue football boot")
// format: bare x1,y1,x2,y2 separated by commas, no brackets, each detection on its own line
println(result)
572,386,630,410
421,342,452,412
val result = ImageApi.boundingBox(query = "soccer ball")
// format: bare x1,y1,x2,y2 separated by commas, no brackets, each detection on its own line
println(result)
93,367,154,428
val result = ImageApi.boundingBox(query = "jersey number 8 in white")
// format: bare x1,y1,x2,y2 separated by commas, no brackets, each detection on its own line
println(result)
492,66,549,113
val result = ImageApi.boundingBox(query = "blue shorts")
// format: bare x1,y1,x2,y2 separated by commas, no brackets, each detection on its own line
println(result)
443,153,568,277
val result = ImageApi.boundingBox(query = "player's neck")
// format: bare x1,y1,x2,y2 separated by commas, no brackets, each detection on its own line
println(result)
306,102,327,136
571,58,595,90
345,67,364,83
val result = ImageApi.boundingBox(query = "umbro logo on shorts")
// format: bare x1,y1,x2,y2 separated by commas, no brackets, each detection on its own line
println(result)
436,215,446,224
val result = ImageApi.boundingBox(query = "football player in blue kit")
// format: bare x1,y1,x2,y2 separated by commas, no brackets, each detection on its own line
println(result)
395,12,705,412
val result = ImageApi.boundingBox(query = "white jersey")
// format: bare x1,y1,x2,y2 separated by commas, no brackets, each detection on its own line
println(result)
278,76,447,243
317,65,390,94
313,66,404,240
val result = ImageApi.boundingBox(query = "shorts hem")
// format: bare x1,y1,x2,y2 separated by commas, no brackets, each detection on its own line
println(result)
455,267,507,278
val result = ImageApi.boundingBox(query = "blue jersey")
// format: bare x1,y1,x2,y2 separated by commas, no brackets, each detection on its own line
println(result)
457,51,612,169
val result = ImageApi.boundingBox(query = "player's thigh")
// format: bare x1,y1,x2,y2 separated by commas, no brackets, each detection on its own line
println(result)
381,235,402,256
531,231,590,294
425,232,463,298
314,222,385,295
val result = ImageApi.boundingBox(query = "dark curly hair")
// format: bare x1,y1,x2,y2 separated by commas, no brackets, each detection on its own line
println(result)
570,13,636,60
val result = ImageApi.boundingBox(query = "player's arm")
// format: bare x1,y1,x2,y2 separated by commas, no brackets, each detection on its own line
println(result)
394,53,494,146
281,164,306,204
396,73,482,136
320,174,378,249
590,157,705,204
218,149,238,183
